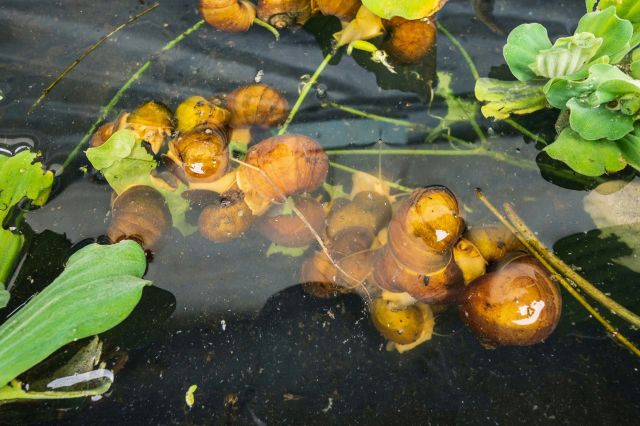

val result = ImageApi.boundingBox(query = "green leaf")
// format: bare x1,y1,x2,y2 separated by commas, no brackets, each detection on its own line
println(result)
631,60,640,79
266,243,309,258
154,183,197,236
322,182,348,201
361,0,447,20
586,0,597,11
475,78,548,120
597,0,640,24
503,23,552,81
544,128,627,176
0,229,23,307
567,98,635,140
436,72,479,125
576,6,634,64
616,129,640,171
0,240,150,388
530,32,603,79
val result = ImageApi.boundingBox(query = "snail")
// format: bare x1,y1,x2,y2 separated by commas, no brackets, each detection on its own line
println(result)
369,298,434,351
324,191,391,241
383,17,437,65
465,223,525,263
123,101,174,153
107,185,172,252
452,238,487,284
198,189,255,242
236,134,328,214
199,0,257,33
175,96,231,133
90,122,116,148
300,251,350,298
257,195,325,247
168,127,229,183
460,254,562,347
312,0,361,22
256,0,313,30
226,84,289,129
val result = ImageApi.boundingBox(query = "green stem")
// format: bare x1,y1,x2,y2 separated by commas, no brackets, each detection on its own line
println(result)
253,18,280,40
0,380,111,403
278,49,338,136
321,101,431,131
504,118,548,145
62,19,206,170
328,161,413,193
437,22,480,81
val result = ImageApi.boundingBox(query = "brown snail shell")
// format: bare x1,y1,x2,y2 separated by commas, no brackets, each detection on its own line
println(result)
90,122,115,148
325,191,392,241
370,298,426,345
257,195,325,247
168,127,229,183
198,189,255,242
108,186,172,252
124,101,174,153
453,238,487,284
199,0,257,32
334,250,378,296
383,17,436,65
300,251,349,299
256,0,313,29
465,223,525,263
236,134,329,204
312,0,361,22
460,254,562,347
175,96,231,133
226,84,289,128
328,227,375,258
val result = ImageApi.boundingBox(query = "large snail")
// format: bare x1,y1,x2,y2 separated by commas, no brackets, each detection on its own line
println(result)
312,0,361,22
123,101,174,153
168,127,229,183
465,223,525,263
175,96,231,133
226,84,289,129
199,0,257,32
198,189,255,242
107,186,172,252
460,254,562,346
383,17,437,65
257,0,313,30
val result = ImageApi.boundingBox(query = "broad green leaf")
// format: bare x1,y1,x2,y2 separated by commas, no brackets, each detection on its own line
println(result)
576,6,634,64
475,78,548,120
530,33,602,79
568,98,635,140
544,128,626,176
361,0,447,20
632,60,640,79
616,129,640,171
0,240,150,388
597,0,640,24
503,23,552,81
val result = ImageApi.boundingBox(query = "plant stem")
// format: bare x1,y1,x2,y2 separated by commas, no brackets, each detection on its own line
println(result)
476,190,640,358
328,161,413,193
503,202,640,329
320,101,431,131
504,118,548,145
29,3,160,114
253,18,280,40
437,22,480,81
278,49,338,136
0,379,111,403
62,19,206,170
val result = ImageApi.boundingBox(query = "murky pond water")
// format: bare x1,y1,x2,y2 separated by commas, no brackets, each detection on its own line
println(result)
1,0,639,424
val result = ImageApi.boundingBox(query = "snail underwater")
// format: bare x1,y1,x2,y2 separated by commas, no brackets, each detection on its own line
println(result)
0,0,639,424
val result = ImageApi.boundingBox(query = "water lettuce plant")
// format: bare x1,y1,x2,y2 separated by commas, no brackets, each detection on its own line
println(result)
475,1,640,176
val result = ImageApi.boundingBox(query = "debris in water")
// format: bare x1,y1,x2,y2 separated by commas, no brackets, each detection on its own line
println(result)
185,384,197,408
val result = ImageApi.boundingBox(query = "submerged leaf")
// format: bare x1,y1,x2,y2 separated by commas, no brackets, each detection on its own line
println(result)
503,23,552,81
361,0,447,20
266,243,309,258
475,78,548,119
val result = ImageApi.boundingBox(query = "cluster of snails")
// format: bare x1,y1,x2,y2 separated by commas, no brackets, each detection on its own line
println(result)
198,0,436,65
91,81,562,352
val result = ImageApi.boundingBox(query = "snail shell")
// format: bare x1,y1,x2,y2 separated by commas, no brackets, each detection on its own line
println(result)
168,127,229,183
198,189,255,242
257,195,325,247
453,238,487,284
236,134,329,204
199,0,257,32
312,0,361,22
175,96,231,133
226,84,289,128
460,254,562,346
90,122,115,148
108,185,172,252
325,191,392,240
383,17,436,65
370,298,429,345
256,0,313,29
124,101,174,153
300,251,350,299
465,223,525,263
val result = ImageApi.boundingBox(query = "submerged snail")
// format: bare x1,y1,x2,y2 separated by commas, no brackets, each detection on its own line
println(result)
369,298,434,348
257,195,325,247
465,223,525,263
107,185,172,252
300,251,349,299
198,189,255,242
90,122,116,148
460,254,562,347
383,17,437,65
324,191,391,241
257,0,313,30
453,238,487,284
226,84,289,128
124,101,174,153
199,0,257,33
312,0,361,22
168,127,229,183
175,96,231,133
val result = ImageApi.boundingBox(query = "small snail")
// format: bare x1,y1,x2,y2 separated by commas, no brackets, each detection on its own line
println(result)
257,195,325,247
324,191,391,241
465,223,525,263
90,122,115,148
369,298,434,351
452,238,487,284
124,101,174,153
300,251,349,299
236,134,329,207
383,17,437,65
226,84,289,128
107,185,172,252
312,0,361,22
460,254,562,347
256,0,313,29
168,127,229,183
198,189,255,242
175,96,231,133
199,0,257,33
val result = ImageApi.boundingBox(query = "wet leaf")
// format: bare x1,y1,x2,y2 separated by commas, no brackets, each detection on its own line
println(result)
530,33,602,79
503,23,552,81
436,72,479,125
266,243,309,258
0,241,150,389
475,78,547,120
362,0,448,20
322,182,348,201
567,98,635,141
576,6,634,63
